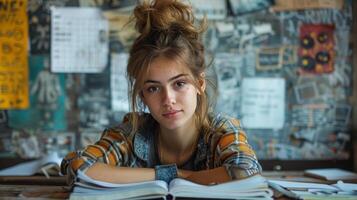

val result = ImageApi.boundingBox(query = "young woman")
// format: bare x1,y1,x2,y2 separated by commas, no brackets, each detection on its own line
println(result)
61,0,261,186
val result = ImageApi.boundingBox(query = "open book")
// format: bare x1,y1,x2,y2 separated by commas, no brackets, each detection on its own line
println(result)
0,152,62,178
70,171,273,200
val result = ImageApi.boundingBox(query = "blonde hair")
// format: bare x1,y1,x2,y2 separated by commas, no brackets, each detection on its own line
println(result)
127,0,214,135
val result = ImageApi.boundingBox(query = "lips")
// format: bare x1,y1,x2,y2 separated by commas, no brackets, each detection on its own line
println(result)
162,110,181,118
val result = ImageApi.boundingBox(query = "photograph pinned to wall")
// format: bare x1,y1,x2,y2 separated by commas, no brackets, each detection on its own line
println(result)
214,53,242,117
291,104,329,127
8,56,67,131
215,21,235,38
51,7,109,73
294,81,320,103
241,77,285,130
228,0,274,15
298,24,335,74
190,0,227,20
0,0,29,109
237,12,281,50
111,53,129,112
333,104,351,128
256,47,283,71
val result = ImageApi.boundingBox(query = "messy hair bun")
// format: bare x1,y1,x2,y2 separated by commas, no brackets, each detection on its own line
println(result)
133,0,204,41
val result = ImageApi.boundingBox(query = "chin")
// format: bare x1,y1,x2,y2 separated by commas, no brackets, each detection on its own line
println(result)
159,118,187,131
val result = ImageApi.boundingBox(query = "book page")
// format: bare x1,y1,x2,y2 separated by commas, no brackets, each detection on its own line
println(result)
169,175,273,199
72,171,168,200
76,170,167,189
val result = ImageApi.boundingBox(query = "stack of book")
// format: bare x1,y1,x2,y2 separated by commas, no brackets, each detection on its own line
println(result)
268,175,357,200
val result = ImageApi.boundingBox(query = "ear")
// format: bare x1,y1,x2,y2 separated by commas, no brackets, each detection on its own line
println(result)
197,72,206,95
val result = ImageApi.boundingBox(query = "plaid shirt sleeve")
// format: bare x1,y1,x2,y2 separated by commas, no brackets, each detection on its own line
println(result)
60,126,133,185
213,114,262,179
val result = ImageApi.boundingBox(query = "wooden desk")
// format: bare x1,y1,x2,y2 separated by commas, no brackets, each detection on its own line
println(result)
0,172,325,200
0,176,69,199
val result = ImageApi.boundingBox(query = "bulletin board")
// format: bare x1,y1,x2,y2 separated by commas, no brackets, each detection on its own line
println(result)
0,0,355,170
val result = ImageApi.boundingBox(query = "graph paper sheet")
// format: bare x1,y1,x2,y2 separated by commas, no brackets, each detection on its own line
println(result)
51,7,109,73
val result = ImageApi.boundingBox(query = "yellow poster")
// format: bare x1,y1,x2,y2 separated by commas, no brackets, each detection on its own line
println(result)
0,0,29,109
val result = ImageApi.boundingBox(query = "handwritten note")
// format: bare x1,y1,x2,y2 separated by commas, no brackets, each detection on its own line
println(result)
241,78,285,129
51,7,109,73
0,0,29,109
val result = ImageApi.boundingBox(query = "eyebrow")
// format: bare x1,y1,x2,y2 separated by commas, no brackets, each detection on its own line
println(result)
144,74,189,84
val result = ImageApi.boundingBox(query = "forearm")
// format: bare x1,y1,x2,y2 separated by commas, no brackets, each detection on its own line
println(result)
85,162,155,184
178,166,231,185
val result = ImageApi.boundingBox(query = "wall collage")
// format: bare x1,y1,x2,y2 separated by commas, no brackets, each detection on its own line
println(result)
0,0,354,162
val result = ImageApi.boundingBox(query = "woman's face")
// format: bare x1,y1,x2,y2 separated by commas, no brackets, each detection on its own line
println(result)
141,56,203,131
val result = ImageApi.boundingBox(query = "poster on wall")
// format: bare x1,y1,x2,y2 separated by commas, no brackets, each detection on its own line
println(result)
8,56,67,131
298,24,335,74
241,78,285,129
0,0,29,109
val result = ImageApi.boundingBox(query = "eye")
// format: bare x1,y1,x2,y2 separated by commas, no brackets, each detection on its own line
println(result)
146,86,160,93
175,80,186,88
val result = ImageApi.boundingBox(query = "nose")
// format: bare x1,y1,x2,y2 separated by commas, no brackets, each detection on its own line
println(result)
162,87,176,106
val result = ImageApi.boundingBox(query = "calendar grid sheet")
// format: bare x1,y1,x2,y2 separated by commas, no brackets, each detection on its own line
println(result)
51,8,108,73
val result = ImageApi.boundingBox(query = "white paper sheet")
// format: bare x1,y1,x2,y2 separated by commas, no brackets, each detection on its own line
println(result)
241,78,285,129
111,53,129,112
51,7,109,73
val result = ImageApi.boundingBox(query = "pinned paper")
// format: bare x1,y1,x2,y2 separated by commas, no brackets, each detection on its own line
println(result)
0,0,29,109
51,7,109,73
111,53,129,112
190,0,226,20
241,78,285,129
229,0,273,15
